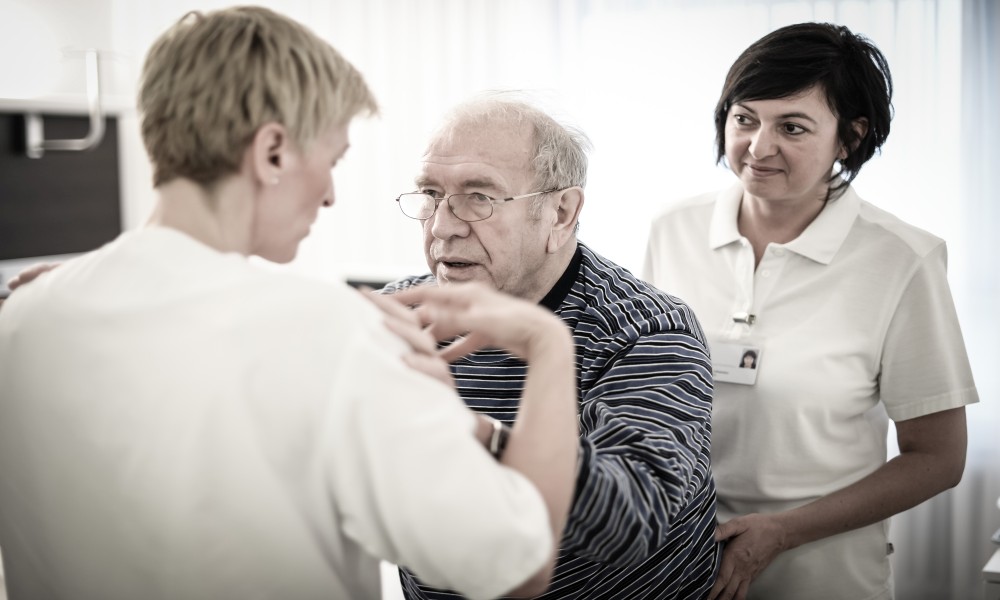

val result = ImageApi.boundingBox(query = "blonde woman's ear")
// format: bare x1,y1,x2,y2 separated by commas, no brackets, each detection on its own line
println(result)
248,123,288,186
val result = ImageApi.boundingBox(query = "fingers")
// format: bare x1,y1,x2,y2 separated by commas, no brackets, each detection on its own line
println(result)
365,287,450,359
400,352,454,388
715,518,744,541
709,518,781,600
707,546,732,600
382,313,438,357
391,282,486,318
437,332,491,362
370,286,484,356
387,282,558,360
9,262,59,290
371,289,455,387
362,288,456,346
707,575,724,600
708,545,744,600
361,288,422,327
374,285,475,336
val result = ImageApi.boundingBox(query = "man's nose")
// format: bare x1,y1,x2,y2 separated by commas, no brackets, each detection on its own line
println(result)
429,197,471,239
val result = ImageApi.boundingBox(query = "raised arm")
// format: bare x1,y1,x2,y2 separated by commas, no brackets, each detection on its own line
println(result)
369,282,579,597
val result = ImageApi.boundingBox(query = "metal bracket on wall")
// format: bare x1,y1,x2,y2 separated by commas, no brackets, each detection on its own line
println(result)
24,48,105,159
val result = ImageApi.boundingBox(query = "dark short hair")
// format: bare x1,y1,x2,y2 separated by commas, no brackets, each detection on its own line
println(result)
713,22,893,198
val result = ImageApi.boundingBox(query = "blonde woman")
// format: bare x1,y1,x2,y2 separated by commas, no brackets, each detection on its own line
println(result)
0,7,578,599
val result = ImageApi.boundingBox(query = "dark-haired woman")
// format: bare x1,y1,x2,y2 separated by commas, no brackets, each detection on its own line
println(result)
644,22,978,600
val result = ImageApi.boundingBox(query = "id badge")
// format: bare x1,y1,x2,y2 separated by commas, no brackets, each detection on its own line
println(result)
710,339,762,385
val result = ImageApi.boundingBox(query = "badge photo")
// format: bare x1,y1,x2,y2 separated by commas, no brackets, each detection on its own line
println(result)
711,341,761,385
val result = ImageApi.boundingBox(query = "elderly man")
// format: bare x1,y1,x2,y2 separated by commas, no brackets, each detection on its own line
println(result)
385,96,720,599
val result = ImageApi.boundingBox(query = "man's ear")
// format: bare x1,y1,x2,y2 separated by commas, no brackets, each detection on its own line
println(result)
840,117,869,160
546,187,585,253
249,123,288,185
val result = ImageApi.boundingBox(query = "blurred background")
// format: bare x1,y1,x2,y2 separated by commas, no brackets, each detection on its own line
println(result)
0,1,997,598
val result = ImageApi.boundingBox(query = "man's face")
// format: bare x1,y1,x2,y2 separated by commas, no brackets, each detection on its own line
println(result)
416,122,554,301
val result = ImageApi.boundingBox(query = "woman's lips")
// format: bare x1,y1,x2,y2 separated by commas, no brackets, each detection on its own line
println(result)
747,164,782,177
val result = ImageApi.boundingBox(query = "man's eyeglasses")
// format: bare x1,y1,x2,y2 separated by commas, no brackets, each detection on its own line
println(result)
395,189,559,223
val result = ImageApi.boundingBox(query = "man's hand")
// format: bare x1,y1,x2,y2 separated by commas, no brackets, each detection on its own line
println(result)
0,262,62,311
361,288,454,387
389,282,566,363
708,513,789,600
7,262,60,291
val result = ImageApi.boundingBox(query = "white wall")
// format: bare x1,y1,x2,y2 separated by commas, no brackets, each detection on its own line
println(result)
0,0,977,281
0,0,121,99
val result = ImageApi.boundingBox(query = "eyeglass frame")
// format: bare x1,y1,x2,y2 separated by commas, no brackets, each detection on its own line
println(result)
395,188,562,223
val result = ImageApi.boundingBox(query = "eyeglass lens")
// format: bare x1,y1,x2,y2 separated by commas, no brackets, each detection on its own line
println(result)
399,193,493,222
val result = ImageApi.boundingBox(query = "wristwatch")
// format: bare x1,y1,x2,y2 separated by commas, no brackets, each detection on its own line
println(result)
486,416,511,460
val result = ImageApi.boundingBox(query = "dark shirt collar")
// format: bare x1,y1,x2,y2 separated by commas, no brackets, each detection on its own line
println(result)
539,244,583,312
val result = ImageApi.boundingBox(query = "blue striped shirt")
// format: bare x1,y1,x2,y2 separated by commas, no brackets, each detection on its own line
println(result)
384,243,719,599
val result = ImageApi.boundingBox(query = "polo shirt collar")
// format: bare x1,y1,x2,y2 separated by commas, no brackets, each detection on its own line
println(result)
787,186,861,264
708,181,861,265
540,243,583,312
708,183,745,250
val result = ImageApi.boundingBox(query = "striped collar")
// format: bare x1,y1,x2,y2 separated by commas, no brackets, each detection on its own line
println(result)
540,243,583,312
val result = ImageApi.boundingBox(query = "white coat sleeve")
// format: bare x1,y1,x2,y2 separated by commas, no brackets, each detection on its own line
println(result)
322,303,552,600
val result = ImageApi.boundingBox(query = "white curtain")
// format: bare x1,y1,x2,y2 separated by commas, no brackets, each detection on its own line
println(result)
94,1,1000,598
891,2,1000,599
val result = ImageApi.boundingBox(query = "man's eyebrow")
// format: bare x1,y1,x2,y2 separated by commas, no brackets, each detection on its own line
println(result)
459,178,502,191
413,177,502,191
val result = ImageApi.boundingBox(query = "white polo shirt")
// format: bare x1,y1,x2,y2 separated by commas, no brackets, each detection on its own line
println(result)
0,227,551,600
643,183,978,600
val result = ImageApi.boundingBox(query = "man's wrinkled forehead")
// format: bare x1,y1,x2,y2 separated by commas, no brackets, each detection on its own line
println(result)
421,121,533,177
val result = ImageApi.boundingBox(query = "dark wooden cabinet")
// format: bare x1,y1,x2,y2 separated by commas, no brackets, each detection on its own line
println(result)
0,112,122,262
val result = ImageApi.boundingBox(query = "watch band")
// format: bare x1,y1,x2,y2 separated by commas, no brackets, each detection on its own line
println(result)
487,416,510,459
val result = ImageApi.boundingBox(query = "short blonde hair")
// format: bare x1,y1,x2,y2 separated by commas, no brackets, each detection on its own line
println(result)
139,6,378,187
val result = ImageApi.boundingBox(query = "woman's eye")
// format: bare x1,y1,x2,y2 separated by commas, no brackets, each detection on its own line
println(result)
783,123,807,135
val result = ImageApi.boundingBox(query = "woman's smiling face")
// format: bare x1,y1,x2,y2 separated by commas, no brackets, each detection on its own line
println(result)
725,85,846,206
